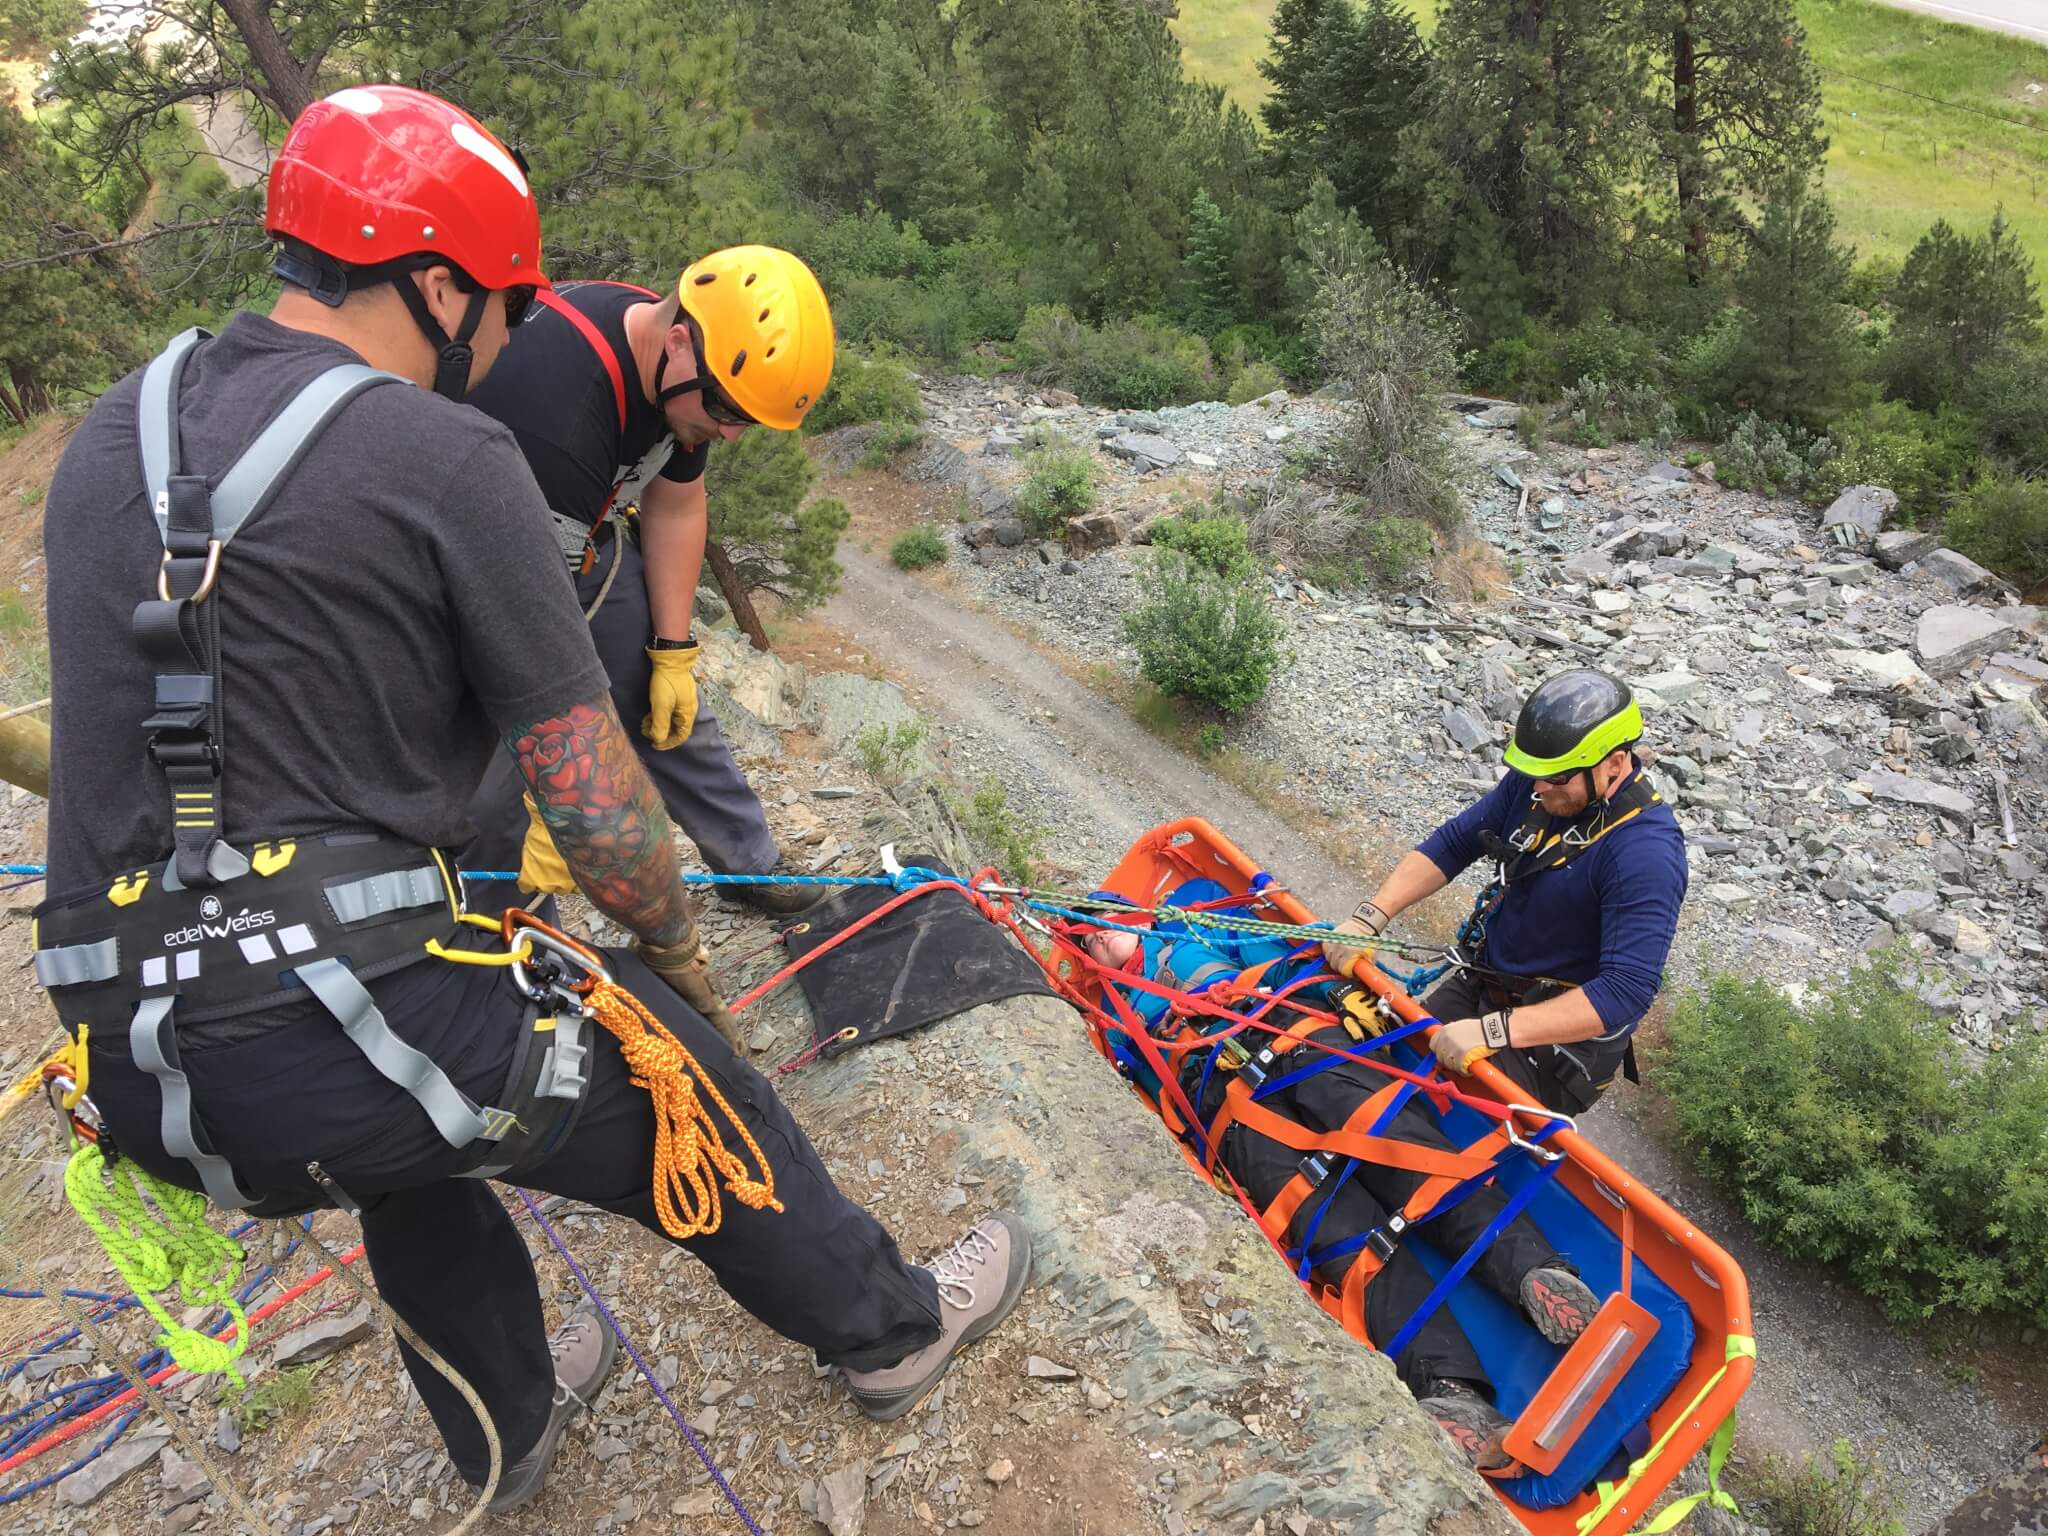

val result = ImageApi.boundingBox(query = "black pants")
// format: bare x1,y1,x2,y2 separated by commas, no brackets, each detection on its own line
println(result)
1422,968,1630,1117
1191,1024,1560,1397
86,948,942,1483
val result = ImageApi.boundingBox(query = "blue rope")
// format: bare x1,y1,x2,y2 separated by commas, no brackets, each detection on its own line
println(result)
0,1407,145,1505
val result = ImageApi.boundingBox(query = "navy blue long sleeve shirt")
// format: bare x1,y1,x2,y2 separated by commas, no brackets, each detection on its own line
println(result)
1416,768,1689,1036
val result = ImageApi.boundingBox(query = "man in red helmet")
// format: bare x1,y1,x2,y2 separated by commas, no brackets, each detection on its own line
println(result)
36,84,1026,1514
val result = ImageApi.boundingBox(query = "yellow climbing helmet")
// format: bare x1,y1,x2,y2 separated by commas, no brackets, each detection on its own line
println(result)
677,245,835,431
1502,669,1644,779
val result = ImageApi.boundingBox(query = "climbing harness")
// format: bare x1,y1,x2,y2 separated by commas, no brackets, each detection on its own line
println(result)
33,327,594,1212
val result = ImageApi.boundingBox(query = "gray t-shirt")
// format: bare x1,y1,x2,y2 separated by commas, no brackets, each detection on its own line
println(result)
43,311,609,896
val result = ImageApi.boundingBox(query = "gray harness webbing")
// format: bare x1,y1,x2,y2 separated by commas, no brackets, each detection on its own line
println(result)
104,329,574,1208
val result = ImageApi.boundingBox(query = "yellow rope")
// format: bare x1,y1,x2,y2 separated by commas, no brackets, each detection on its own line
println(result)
1575,1335,1754,1535
582,978,782,1239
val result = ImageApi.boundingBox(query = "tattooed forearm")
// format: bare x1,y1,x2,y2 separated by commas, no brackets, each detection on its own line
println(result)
505,695,692,948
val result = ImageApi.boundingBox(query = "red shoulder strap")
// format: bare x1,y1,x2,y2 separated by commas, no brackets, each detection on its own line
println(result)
531,281,661,435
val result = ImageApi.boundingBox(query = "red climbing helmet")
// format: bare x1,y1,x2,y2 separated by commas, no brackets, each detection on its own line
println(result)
267,84,547,293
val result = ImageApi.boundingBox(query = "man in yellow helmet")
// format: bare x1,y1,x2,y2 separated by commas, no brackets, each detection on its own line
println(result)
1322,670,1689,1115
465,248,836,924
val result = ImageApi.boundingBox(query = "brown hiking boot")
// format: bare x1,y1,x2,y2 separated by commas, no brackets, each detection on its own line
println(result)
475,1300,618,1514
843,1212,1031,1422
1418,1378,1520,1475
1520,1265,1600,1346
721,853,827,917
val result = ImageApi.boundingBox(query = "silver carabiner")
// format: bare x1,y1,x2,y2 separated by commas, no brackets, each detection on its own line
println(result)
509,925,612,1003
1500,1101,1574,1162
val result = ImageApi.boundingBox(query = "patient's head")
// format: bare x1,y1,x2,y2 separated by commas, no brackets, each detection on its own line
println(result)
1079,926,1142,969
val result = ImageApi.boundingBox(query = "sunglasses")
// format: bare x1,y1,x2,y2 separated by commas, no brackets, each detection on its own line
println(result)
502,284,537,328
687,320,757,429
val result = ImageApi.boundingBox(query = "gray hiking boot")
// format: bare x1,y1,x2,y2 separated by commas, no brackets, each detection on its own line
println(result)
1520,1265,1600,1346
721,853,827,917
1418,1378,1519,1475
843,1212,1032,1422
479,1300,618,1514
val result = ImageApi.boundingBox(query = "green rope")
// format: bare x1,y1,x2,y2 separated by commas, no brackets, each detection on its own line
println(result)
1029,891,1457,959
63,1144,249,1384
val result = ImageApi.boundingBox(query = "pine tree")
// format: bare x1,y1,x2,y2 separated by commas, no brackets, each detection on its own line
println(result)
1656,0,1823,283
1260,0,1427,228
0,108,150,425
704,430,851,650
1725,176,1864,428
1183,189,1239,332
1399,0,1651,309
1887,209,2042,409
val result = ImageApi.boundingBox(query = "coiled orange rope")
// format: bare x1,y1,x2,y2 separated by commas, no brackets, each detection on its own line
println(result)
499,911,781,1240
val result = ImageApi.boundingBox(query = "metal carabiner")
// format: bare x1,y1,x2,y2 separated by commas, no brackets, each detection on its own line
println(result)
508,923,613,1003
1499,1101,1574,1163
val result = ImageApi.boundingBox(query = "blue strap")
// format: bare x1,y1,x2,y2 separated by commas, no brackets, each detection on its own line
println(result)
1250,1014,1435,1102
1379,1141,1569,1362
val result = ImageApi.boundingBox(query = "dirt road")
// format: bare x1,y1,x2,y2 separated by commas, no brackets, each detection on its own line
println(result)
823,543,2043,1530
1871,0,2048,46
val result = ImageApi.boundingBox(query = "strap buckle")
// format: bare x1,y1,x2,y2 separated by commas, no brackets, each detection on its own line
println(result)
158,540,222,602
1299,1152,1332,1187
1237,1048,1274,1090
1365,1213,1408,1262
147,731,220,775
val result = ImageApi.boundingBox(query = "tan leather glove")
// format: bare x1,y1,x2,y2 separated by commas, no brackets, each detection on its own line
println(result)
642,643,701,750
518,794,576,896
1430,1011,1511,1076
1322,900,1389,980
636,927,743,1050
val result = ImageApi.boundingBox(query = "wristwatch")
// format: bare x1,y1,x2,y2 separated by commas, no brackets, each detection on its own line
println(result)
649,633,696,651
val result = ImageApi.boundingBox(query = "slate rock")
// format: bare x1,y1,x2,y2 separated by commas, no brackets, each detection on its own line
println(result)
1828,648,1933,692
1064,509,1121,555
1819,485,1897,546
1915,605,2017,678
1644,461,1692,482
1025,1355,1077,1379
1441,706,1492,754
1922,548,1995,594
1874,528,1939,570
1633,669,1703,704
1860,765,1976,817
273,1301,376,1368
1104,433,1183,471
58,1427,173,1506
800,1464,869,1536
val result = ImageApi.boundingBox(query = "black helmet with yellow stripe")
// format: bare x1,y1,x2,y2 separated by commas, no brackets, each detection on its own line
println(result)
1503,670,1643,780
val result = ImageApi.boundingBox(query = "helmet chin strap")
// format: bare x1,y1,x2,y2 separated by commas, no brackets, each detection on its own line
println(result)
393,276,490,400
653,346,707,408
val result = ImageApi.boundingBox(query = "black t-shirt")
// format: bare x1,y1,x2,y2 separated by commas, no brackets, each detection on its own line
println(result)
464,280,708,526
41,312,610,896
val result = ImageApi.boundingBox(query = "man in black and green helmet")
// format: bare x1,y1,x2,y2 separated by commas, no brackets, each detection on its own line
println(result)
1324,669,1688,1116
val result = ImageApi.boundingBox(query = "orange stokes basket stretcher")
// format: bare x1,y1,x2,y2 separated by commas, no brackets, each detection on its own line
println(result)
1071,819,1753,1535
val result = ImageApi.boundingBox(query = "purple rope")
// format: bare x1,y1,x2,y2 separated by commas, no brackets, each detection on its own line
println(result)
515,1189,766,1536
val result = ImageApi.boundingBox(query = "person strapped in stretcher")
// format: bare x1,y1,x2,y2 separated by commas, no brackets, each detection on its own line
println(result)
1070,888,1602,1477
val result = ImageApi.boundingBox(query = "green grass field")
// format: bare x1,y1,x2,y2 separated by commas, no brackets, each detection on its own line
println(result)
1172,0,2048,268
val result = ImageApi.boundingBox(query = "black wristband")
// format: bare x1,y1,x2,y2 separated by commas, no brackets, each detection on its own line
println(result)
649,633,696,650
1481,1009,1512,1051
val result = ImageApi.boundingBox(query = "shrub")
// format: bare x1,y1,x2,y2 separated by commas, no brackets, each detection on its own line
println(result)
1959,342,2048,476
1307,253,1461,527
1562,377,1677,450
1749,1440,1907,1536
1148,510,1255,581
1712,412,1833,498
860,421,926,470
854,716,930,786
1553,311,1663,389
1361,515,1435,588
1013,305,1216,409
1664,955,2048,1325
807,349,923,433
1463,319,1562,400
1809,401,1978,523
889,525,947,570
1226,359,1285,406
1121,551,1289,715
1515,406,1545,453
1014,445,1096,535
1196,723,1225,758
1944,476,2048,585
961,778,1047,881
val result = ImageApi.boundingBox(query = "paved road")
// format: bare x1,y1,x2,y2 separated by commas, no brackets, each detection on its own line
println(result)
1871,0,2048,47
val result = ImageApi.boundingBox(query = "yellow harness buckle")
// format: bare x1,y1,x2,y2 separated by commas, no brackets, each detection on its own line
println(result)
108,871,150,908
252,840,298,876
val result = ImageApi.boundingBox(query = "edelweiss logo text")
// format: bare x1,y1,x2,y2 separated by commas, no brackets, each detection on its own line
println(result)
162,907,279,948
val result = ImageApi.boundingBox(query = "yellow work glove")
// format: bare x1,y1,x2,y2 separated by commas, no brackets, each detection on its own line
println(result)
642,642,701,750
1430,1010,1512,1076
518,794,577,896
1321,900,1389,980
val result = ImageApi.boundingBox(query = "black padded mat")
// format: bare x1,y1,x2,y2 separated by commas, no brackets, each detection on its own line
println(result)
787,855,1058,1057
